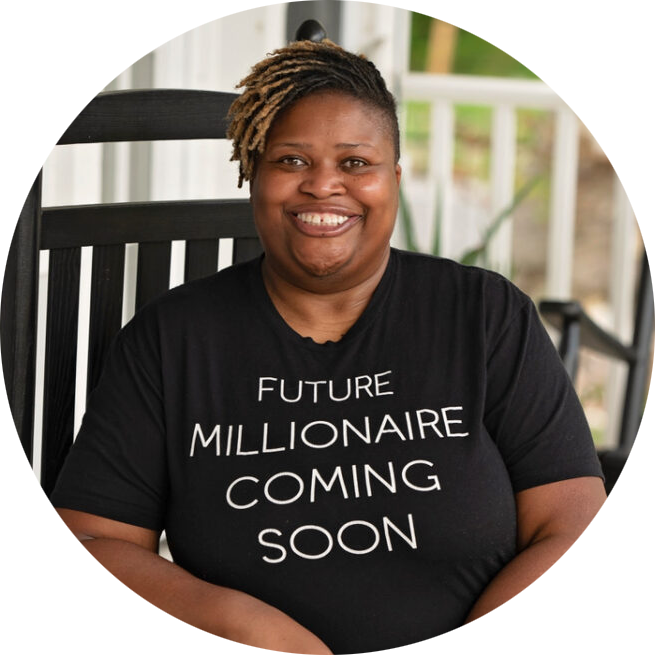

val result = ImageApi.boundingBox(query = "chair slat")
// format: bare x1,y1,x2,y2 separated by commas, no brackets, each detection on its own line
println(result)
87,245,125,395
41,247,81,496
58,89,237,145
41,199,255,249
136,242,172,311
185,239,220,282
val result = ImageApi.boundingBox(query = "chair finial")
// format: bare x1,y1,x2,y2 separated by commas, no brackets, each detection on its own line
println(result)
294,19,327,43
9,18,45,87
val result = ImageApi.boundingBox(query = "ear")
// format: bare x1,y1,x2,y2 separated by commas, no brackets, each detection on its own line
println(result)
395,163,402,186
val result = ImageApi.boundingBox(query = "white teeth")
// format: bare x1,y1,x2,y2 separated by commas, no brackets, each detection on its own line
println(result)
296,212,351,226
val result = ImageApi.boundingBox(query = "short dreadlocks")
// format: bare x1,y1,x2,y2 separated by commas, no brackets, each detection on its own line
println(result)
227,38,399,187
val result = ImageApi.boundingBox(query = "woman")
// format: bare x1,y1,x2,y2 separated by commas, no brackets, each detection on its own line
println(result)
51,38,606,654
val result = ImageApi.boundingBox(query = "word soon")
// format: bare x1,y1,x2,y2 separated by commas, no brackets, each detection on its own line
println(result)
258,513,417,563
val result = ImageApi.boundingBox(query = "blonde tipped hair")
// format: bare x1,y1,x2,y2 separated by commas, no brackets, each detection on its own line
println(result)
227,39,399,187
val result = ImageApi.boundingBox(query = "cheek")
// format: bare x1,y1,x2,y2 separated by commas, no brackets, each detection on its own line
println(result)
355,175,398,211
251,175,287,215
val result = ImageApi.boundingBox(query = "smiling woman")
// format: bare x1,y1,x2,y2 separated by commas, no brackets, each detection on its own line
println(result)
50,33,606,655
251,91,401,341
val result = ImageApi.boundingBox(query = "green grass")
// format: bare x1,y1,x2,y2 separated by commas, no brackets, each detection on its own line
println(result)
623,536,655,579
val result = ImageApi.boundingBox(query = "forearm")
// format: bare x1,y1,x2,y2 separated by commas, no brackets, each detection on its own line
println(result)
34,510,332,655
446,524,614,655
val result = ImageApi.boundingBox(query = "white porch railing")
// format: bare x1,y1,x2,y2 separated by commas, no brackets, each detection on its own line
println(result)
400,73,655,334
395,69,637,447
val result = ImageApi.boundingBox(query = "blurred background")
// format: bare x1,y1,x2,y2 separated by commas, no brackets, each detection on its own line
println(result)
37,1,645,453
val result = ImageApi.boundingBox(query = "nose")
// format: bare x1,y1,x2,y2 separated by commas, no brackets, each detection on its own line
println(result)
298,161,346,197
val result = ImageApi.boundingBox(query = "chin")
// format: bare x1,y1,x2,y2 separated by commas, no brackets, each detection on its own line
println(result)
294,245,354,279
299,257,348,278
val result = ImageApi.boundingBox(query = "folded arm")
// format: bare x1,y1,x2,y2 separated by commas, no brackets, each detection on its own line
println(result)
56,508,332,654
445,477,620,655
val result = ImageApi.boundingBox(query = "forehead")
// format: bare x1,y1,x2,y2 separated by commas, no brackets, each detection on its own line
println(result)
265,91,392,147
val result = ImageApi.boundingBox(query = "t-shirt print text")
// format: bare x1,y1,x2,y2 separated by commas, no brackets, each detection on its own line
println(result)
189,371,470,563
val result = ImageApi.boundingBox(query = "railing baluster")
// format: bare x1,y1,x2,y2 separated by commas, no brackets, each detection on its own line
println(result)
429,100,455,258
546,108,580,298
489,103,517,277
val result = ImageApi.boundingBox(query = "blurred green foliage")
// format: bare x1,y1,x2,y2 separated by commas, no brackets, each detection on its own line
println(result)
406,12,547,181
410,0,548,78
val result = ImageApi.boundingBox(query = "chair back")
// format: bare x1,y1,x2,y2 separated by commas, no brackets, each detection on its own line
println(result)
618,251,654,450
1,89,261,495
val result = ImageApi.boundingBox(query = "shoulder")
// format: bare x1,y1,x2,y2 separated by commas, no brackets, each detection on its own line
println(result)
391,248,531,313
119,256,260,343
155,256,257,309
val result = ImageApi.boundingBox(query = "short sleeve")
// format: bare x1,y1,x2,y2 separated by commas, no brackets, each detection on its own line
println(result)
483,293,604,492
50,312,169,531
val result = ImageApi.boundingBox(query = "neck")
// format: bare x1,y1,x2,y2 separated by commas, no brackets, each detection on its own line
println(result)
261,249,390,344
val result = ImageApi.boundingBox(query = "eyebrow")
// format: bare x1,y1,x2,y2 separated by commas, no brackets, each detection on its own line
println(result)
336,142,375,149
269,142,376,149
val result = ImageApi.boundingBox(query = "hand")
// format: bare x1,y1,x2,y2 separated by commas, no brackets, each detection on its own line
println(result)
224,591,332,654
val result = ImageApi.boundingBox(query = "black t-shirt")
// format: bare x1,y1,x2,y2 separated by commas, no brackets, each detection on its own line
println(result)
51,249,603,653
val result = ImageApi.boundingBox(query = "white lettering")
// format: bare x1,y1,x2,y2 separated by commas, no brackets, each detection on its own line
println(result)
364,462,397,497
261,422,286,454
289,525,334,560
305,380,327,403
235,425,258,456
259,514,417,563
374,414,406,442
354,375,374,398
442,406,469,437
301,421,339,449
342,417,371,446
310,467,348,502
383,514,417,551
416,409,445,439
189,423,220,457
337,520,380,555
258,528,286,563
401,460,441,492
328,378,351,402
264,471,304,505
226,476,259,509
374,370,394,396
280,379,302,403
257,377,276,402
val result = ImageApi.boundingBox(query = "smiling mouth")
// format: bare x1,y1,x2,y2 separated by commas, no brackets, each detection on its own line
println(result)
294,212,357,226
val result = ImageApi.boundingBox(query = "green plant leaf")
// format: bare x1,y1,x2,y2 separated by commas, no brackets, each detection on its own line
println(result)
459,175,541,267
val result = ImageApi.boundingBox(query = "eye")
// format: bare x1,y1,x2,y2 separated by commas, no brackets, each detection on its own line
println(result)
278,155,307,167
342,158,368,170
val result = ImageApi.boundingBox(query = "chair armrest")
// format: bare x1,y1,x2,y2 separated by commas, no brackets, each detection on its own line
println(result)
15,592,214,655
539,300,636,364
587,590,655,635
